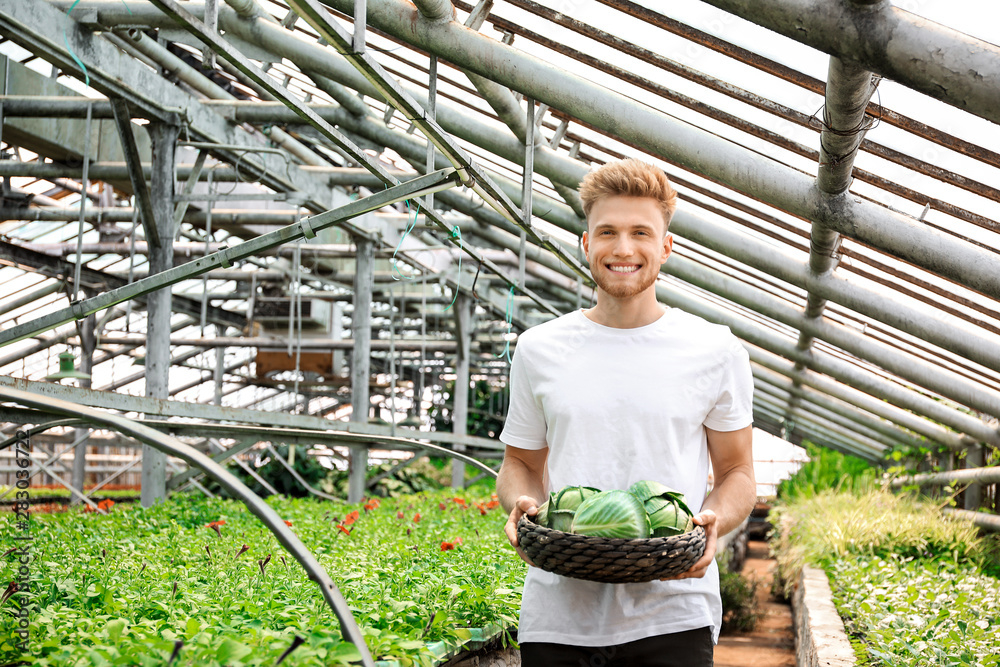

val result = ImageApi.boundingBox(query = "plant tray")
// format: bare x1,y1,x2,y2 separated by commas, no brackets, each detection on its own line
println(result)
517,515,706,584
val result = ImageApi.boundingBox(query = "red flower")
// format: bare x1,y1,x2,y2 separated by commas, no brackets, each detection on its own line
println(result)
283,520,293,527
439,502,447,511
344,511,360,526
206,520,226,537
397,511,405,520
476,503,487,515
453,497,466,505
440,537,463,552
485,499,500,509
337,524,352,536
412,513,421,523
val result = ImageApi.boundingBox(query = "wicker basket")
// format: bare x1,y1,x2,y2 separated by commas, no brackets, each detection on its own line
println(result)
517,515,706,584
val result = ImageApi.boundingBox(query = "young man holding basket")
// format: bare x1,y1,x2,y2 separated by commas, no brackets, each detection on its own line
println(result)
497,158,756,666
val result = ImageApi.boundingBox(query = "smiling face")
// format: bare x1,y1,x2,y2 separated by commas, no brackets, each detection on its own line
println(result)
582,195,673,300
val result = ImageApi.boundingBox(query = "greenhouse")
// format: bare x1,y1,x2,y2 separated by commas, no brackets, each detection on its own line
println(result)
0,0,998,665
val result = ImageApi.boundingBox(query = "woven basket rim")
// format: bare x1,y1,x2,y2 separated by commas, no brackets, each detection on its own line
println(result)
518,514,705,544
516,514,707,583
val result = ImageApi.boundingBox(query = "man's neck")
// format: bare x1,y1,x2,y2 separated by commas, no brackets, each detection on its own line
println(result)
583,290,665,329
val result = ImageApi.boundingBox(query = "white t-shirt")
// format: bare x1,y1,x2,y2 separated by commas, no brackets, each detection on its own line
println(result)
500,307,754,646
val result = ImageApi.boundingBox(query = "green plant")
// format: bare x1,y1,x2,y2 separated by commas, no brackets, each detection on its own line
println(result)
719,569,762,634
769,487,1000,666
769,489,986,598
0,489,522,666
776,441,878,501
831,554,999,666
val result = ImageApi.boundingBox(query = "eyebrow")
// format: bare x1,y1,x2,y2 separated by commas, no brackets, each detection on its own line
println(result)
592,222,658,232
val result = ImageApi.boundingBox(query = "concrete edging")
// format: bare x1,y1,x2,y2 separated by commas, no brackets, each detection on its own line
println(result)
792,566,857,667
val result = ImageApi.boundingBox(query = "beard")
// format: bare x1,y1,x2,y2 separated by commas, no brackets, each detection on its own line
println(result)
591,264,659,298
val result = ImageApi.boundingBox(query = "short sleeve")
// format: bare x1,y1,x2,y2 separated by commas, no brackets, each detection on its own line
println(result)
703,338,754,432
499,341,548,450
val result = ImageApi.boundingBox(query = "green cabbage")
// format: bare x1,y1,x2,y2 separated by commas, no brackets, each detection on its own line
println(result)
570,490,651,539
645,496,694,537
553,485,601,512
533,481,694,538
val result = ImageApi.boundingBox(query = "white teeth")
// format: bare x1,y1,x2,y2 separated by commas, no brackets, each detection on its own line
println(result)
608,265,639,273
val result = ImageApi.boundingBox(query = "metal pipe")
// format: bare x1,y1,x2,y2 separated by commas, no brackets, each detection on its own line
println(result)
753,400,882,462
694,0,1000,125
890,466,1000,488
817,58,876,197
752,365,931,450
412,0,454,22
98,335,458,351
348,236,373,503
941,508,1000,533
747,345,979,451
754,392,886,457
662,253,1000,418
754,380,908,451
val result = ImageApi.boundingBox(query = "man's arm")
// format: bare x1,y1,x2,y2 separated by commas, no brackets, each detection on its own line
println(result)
665,424,755,580
497,444,547,562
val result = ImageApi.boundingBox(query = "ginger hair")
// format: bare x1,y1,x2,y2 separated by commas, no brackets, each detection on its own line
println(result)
579,159,678,232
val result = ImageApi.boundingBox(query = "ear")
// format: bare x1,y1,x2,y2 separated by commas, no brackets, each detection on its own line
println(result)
582,230,589,256
661,233,673,264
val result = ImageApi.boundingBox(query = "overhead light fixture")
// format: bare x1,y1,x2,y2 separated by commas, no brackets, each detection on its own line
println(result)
46,351,91,381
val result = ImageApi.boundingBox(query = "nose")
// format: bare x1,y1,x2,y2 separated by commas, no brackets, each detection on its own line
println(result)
613,235,635,256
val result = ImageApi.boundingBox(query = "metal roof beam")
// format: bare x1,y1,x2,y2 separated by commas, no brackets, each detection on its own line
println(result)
754,393,887,457
753,375,922,451
698,0,1000,126
0,240,246,329
747,344,977,452
753,401,883,463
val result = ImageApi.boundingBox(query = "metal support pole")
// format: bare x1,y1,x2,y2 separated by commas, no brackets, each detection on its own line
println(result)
69,309,97,504
331,300,344,376
348,236,374,502
450,292,472,488
519,97,533,289
141,122,179,508
964,445,984,511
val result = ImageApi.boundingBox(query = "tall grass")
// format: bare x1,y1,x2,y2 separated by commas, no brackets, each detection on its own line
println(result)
770,489,987,597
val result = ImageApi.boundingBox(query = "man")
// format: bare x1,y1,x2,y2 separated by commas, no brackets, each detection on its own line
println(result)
497,158,755,667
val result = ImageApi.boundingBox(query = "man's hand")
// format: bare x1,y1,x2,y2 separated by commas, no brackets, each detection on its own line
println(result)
504,495,539,566
660,509,718,581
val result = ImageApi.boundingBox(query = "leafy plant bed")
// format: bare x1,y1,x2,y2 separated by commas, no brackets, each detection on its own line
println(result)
771,489,1000,666
830,554,999,666
0,487,522,666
